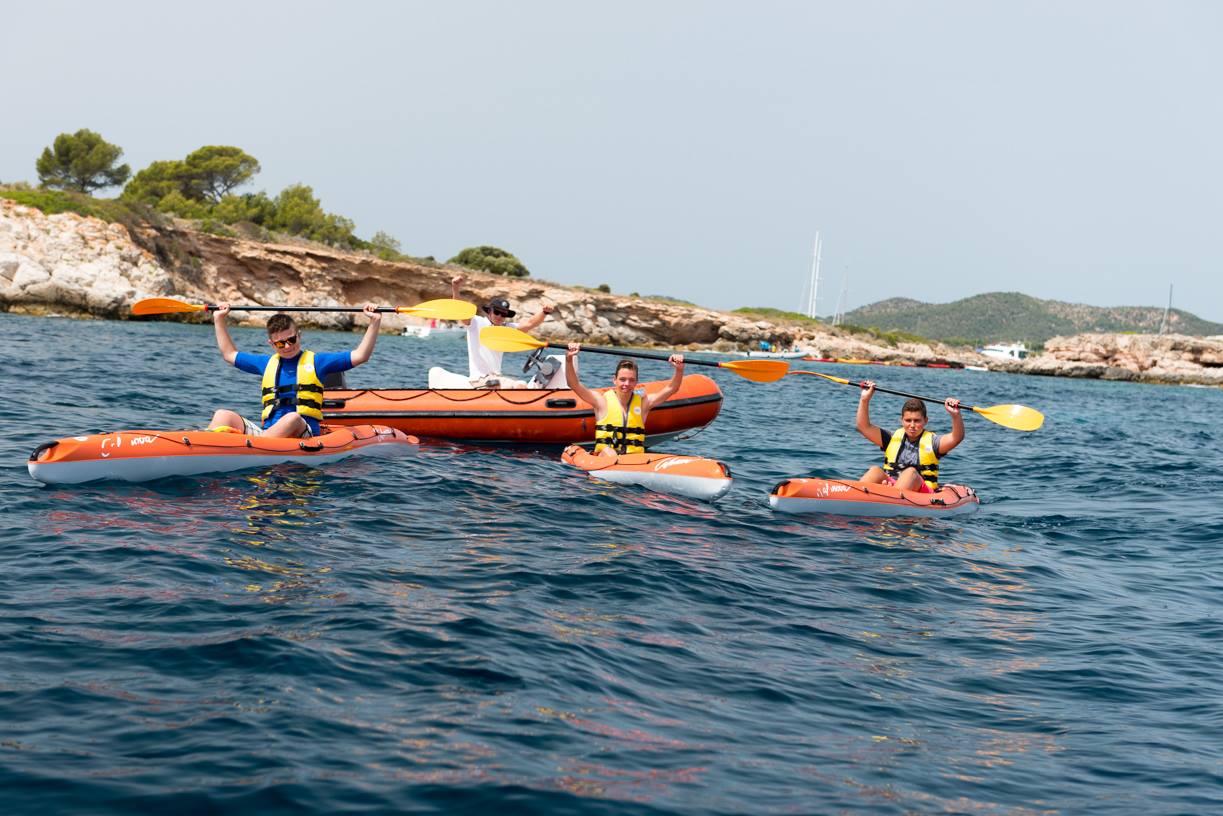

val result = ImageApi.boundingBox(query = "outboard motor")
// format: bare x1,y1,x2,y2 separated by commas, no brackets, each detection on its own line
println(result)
523,350,568,388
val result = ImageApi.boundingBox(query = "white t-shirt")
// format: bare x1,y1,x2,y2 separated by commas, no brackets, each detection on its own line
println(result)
465,314,518,379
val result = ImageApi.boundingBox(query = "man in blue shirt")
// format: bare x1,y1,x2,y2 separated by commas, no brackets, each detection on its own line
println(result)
206,303,382,438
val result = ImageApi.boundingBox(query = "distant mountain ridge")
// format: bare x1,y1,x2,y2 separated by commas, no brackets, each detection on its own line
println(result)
840,292,1223,347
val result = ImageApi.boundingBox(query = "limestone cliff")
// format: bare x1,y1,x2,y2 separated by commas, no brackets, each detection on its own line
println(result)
3,198,1218,385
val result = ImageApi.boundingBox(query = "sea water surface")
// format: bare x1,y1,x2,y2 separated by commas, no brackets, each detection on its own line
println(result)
2,312,1222,815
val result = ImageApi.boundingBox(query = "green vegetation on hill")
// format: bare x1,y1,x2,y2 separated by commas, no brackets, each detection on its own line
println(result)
9,130,520,272
732,307,824,328
447,246,529,278
0,186,158,231
842,292,1223,345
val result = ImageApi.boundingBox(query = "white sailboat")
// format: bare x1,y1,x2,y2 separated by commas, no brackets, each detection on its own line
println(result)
798,231,823,319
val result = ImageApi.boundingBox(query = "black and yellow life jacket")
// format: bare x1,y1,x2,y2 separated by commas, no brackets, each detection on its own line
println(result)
594,390,646,455
883,428,939,490
260,351,325,425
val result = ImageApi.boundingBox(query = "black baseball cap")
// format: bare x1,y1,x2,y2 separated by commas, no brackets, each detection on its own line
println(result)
485,297,516,317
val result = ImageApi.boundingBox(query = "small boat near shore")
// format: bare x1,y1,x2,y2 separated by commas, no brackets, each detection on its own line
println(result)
769,477,979,518
402,323,464,339
29,425,417,485
562,445,732,501
747,348,807,359
979,342,1029,361
322,374,724,446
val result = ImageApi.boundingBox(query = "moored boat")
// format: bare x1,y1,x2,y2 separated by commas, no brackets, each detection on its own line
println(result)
322,374,723,446
29,425,417,485
978,342,1029,361
747,348,807,359
562,445,733,501
769,478,979,518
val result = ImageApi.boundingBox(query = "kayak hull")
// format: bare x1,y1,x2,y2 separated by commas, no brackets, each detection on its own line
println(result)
562,444,733,501
28,425,417,485
769,478,979,518
322,375,723,446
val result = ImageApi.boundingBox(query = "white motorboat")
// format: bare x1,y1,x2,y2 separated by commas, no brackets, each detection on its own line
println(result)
978,342,1029,361
403,323,465,339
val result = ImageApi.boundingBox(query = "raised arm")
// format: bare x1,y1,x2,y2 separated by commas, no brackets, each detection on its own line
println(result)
564,343,605,418
451,274,472,326
643,355,685,420
212,304,238,365
349,304,383,366
936,398,965,455
855,380,886,447
516,303,554,333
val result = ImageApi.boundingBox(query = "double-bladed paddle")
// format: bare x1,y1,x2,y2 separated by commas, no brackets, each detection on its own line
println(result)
479,325,789,383
788,370,1044,431
131,297,477,321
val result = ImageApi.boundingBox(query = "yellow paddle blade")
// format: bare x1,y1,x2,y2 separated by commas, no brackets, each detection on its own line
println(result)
397,298,477,321
787,369,852,385
720,359,789,382
480,325,546,352
974,403,1045,432
131,297,207,316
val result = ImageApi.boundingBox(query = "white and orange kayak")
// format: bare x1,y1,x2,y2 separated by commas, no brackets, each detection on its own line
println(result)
28,425,418,485
769,478,979,518
561,444,733,501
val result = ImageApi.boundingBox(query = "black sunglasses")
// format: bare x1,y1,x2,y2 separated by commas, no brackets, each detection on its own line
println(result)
490,309,512,318
270,334,300,349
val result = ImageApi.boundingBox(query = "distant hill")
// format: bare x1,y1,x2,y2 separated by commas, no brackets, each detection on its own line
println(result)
840,292,1223,347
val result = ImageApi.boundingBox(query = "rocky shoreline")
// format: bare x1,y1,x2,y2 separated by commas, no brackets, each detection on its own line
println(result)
3,198,1221,386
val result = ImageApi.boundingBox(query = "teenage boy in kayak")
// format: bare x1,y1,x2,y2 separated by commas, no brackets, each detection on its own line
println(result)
856,381,964,492
206,304,382,438
451,274,553,387
564,343,685,455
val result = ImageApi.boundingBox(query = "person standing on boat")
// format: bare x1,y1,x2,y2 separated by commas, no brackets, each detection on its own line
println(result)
564,343,685,455
206,304,382,438
855,381,964,492
451,274,553,387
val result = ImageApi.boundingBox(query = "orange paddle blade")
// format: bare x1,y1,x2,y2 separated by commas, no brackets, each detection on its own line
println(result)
719,359,789,382
131,297,207,316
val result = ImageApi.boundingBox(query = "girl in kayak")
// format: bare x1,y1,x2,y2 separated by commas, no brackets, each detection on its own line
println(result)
564,343,684,455
856,381,964,492
206,304,382,438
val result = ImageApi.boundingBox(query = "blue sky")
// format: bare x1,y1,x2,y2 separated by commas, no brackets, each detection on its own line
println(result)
4,1,1219,320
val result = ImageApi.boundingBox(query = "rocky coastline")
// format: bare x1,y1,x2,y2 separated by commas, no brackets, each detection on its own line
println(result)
2,198,1221,386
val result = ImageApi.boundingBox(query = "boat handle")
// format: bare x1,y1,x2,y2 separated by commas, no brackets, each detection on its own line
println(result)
546,398,577,408
29,440,59,462
299,440,325,452
322,399,347,409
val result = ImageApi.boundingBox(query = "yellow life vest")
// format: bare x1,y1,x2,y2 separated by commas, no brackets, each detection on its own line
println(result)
260,351,324,425
883,428,940,490
594,390,646,454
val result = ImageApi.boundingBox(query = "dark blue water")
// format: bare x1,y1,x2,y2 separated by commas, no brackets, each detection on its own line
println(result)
3,312,1222,815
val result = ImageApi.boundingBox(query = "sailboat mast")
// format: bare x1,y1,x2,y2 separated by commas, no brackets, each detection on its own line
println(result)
806,232,822,319
1158,283,1173,334
833,267,848,326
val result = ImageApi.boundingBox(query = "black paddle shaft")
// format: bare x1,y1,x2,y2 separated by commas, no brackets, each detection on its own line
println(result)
847,378,974,412
206,305,401,313
546,342,717,369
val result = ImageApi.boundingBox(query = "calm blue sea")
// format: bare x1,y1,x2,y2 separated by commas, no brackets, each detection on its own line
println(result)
2,312,1222,815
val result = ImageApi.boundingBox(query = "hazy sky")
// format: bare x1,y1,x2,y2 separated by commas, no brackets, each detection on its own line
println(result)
4,1,1220,319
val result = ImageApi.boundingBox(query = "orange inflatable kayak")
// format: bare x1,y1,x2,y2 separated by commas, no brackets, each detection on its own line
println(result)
769,478,979,518
322,375,723,445
562,445,733,501
28,425,417,485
